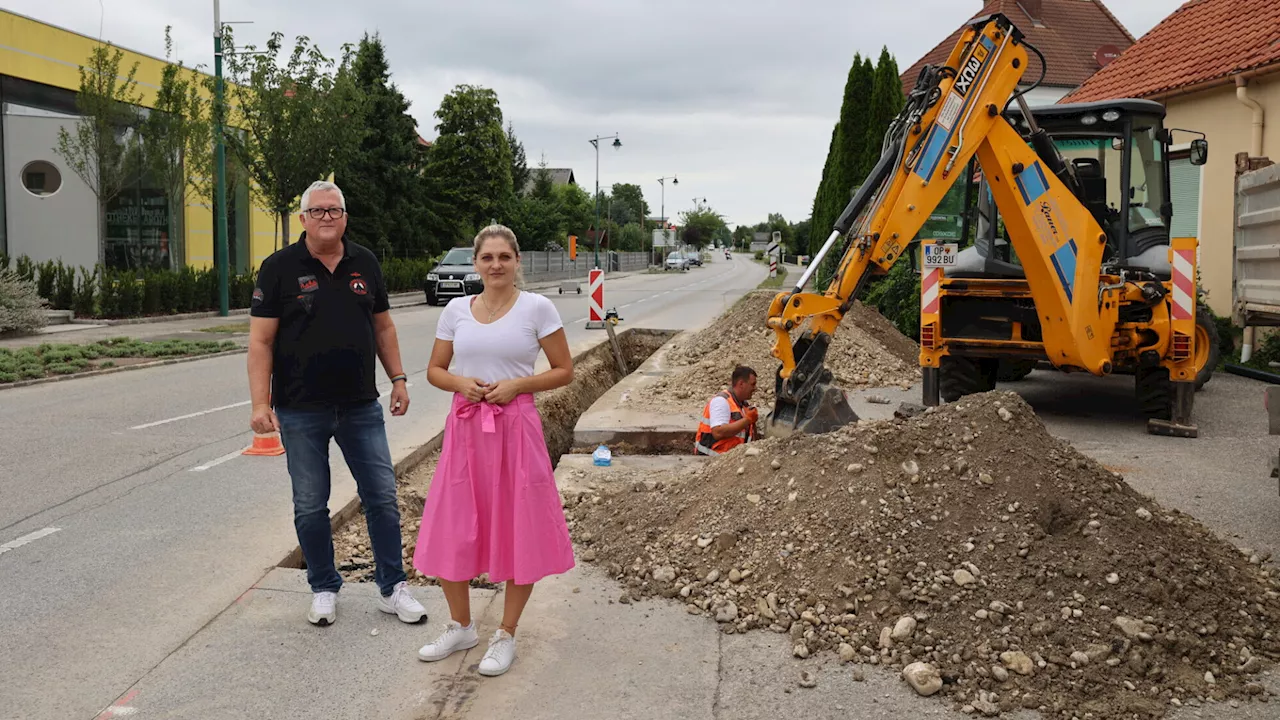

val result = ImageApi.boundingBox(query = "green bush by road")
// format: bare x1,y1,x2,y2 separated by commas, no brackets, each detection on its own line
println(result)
0,338,237,385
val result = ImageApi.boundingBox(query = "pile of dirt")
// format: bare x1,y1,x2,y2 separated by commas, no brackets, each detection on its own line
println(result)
564,392,1280,718
637,291,919,411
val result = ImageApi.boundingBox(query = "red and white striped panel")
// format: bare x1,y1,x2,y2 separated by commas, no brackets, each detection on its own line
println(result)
588,269,604,322
1170,249,1194,321
921,267,941,315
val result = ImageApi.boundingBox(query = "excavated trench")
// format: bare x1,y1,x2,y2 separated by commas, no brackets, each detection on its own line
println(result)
278,328,675,581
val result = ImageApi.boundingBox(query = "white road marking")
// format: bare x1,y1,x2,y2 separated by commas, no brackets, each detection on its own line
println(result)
0,527,61,556
131,400,250,430
189,448,249,472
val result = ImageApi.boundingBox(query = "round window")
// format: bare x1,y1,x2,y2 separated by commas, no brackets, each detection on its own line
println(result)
22,161,62,197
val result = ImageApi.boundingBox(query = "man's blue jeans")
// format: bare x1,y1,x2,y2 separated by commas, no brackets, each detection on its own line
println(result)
276,400,406,597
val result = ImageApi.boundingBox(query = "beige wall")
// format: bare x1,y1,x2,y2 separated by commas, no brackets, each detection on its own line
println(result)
1163,73,1280,316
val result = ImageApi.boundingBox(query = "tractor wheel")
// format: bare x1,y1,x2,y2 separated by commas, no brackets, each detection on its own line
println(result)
1136,366,1172,420
996,359,1038,382
1193,306,1220,390
940,356,998,403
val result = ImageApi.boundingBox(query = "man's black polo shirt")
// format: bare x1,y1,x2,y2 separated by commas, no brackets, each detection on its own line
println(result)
250,234,391,410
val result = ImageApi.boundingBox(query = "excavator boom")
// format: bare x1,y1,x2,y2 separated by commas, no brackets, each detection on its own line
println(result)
768,12,1113,435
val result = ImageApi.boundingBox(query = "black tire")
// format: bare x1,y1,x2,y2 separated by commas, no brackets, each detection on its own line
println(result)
1194,306,1220,390
1136,366,1172,420
940,356,998,402
996,359,1038,382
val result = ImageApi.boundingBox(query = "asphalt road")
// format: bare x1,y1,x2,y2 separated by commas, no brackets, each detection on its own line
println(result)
0,254,767,720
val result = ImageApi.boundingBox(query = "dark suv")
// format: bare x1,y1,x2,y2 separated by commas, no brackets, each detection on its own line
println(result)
424,247,482,306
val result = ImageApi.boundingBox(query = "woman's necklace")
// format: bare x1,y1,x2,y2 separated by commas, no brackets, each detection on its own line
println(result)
479,289,517,322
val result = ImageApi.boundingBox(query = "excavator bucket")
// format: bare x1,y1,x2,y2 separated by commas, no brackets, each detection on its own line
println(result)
766,373,859,439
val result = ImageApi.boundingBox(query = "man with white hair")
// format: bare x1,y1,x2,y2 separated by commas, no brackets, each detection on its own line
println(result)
247,180,426,627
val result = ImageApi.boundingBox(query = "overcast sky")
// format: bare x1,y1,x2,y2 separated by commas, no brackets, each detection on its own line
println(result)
8,0,1186,228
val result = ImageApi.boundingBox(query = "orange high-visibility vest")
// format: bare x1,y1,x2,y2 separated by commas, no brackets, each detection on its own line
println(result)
695,390,757,455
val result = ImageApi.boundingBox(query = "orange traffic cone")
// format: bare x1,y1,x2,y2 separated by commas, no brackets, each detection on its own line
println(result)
243,432,286,456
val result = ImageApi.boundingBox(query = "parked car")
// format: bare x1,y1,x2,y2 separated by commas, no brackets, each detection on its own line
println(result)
684,251,703,267
665,251,689,270
424,247,482,305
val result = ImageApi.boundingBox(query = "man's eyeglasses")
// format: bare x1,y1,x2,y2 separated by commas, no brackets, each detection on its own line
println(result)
305,207,346,220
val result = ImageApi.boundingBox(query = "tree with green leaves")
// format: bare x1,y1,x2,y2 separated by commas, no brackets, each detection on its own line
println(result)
811,53,874,247
425,84,513,245
223,30,365,249
55,43,144,263
862,47,904,178
506,122,529,197
680,205,727,250
608,183,649,228
330,33,438,257
141,28,212,269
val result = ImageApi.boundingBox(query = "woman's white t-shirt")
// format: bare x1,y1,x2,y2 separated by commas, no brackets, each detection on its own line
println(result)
435,291,564,384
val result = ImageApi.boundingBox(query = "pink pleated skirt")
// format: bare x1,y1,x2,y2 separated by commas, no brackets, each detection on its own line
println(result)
412,392,575,585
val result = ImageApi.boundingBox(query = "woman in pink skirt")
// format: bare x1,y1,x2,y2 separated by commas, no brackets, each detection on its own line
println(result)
413,224,575,677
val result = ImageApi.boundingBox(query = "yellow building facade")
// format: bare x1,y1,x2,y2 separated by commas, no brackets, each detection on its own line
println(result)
0,9,278,273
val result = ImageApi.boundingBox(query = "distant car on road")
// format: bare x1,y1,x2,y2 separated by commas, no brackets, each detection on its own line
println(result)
424,247,482,306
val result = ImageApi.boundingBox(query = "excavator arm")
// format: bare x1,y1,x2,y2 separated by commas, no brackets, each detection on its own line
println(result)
767,13,1115,435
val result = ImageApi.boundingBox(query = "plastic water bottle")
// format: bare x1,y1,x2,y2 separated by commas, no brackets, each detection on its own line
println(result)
592,444,612,467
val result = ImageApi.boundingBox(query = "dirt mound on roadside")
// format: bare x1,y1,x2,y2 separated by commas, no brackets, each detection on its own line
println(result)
564,392,1280,718
637,291,920,411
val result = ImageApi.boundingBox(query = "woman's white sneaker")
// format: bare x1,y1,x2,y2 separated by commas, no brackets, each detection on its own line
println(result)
308,591,337,626
417,620,479,662
477,629,517,676
378,581,428,623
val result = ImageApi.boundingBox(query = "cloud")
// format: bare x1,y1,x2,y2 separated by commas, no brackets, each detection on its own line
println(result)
7,0,1187,229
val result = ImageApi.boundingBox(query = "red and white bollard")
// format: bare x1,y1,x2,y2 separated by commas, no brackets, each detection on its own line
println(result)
586,268,606,329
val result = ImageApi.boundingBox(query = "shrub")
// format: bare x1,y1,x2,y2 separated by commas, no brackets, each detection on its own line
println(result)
53,260,75,310
0,270,48,335
36,260,56,300
863,261,921,341
73,267,97,317
15,255,35,283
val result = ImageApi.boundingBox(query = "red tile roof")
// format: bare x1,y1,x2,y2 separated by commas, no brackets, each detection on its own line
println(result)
899,1,1134,97
1066,0,1280,102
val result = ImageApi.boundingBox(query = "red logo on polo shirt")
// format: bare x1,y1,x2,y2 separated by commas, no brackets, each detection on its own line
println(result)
349,278,368,295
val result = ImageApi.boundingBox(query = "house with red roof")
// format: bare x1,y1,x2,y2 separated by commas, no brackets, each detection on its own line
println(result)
1066,0,1280,316
900,0,1134,107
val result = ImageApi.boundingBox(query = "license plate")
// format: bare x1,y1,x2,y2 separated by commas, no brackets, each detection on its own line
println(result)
923,243,959,268
439,281,461,289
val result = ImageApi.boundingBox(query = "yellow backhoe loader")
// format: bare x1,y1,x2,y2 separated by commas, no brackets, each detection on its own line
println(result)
766,12,1210,438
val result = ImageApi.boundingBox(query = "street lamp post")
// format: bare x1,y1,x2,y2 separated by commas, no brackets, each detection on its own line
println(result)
657,175,677,267
588,133,621,270
212,0,230,316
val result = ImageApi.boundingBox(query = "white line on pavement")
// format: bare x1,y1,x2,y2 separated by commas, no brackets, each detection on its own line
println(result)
131,401,250,430
0,527,61,556
189,448,249,472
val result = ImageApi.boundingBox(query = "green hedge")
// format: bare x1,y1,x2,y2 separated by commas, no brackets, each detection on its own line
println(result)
8,253,434,319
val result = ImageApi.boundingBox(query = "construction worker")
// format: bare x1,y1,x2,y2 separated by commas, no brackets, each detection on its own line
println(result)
695,365,759,455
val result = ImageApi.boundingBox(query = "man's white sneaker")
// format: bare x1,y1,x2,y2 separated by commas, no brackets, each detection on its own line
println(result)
417,620,479,662
378,581,427,623
477,629,517,677
308,591,337,626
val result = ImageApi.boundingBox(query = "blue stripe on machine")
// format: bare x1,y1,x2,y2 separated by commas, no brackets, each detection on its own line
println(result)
1049,238,1078,303
1016,161,1049,205
916,126,949,180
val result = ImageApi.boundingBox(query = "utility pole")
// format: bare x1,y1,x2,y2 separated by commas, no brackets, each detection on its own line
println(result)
588,133,621,270
657,175,677,268
212,0,229,316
